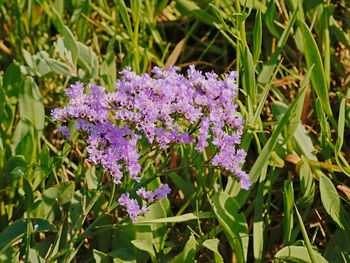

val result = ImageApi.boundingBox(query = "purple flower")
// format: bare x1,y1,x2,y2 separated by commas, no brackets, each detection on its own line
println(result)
136,184,171,203
153,184,171,201
53,65,250,222
56,125,71,139
118,193,149,222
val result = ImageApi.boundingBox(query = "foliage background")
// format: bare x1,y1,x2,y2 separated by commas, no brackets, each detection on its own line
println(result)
0,0,350,262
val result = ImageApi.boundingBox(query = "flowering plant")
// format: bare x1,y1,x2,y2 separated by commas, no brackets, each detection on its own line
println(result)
52,65,250,222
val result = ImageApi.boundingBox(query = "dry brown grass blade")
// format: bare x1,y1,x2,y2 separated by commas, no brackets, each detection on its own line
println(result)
165,38,185,68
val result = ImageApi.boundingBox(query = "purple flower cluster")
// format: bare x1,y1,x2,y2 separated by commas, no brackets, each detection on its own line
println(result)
118,184,171,222
52,65,251,222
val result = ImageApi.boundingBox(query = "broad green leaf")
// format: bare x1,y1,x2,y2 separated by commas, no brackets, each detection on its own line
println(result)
93,249,111,263
29,248,46,263
131,240,156,261
86,166,98,190
11,119,35,163
18,77,45,141
203,238,223,263
40,145,51,174
3,63,22,101
170,234,196,263
297,157,315,206
34,57,51,76
100,37,117,91
211,192,248,263
11,167,34,213
46,58,72,76
23,49,35,69
275,246,328,263
319,174,344,229
77,42,99,80
31,182,75,220
62,25,79,66
0,219,56,253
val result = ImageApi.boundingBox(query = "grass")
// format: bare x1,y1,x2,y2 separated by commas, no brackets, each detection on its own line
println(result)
0,0,350,262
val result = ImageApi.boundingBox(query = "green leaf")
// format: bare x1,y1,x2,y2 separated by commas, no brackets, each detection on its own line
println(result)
299,21,333,121
46,58,71,76
283,180,294,245
253,8,262,64
258,8,298,85
109,248,136,263
19,77,45,141
253,164,267,263
211,192,248,263
168,172,195,201
170,234,196,263
86,166,98,190
11,167,34,213
202,238,223,263
3,63,22,101
335,98,345,153
62,25,79,66
28,248,46,263
131,240,156,261
319,174,344,229
264,0,280,39
93,249,111,263
31,182,75,220
11,119,35,163
0,219,56,253
242,46,256,107
249,68,311,183
116,0,133,39
77,42,99,80
297,157,315,206
275,246,328,263
175,0,219,26
40,145,51,174
135,211,213,224
295,204,318,263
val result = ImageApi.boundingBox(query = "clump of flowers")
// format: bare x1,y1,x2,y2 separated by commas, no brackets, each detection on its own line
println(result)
52,65,251,222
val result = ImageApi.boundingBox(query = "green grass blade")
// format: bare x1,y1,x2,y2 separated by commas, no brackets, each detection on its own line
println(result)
294,204,318,263
299,21,335,125
258,7,298,85
253,8,262,64
249,66,311,183
242,46,256,107
283,180,294,245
